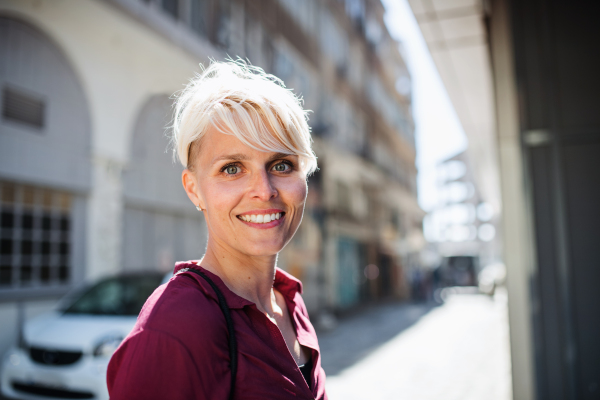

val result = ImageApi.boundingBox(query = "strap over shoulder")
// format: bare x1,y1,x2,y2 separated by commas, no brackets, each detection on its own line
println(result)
180,268,237,400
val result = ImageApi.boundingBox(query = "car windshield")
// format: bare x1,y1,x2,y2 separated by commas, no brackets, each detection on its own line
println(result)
63,274,163,316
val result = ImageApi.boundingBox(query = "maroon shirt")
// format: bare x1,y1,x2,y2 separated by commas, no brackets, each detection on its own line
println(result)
107,262,327,399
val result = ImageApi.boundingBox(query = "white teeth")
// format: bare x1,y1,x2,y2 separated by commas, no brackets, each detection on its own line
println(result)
240,213,283,223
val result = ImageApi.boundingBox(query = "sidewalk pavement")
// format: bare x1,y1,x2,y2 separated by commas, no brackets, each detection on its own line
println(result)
320,290,512,400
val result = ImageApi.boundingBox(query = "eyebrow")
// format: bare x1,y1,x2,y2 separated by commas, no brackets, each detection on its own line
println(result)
267,152,297,162
211,152,296,164
212,153,248,163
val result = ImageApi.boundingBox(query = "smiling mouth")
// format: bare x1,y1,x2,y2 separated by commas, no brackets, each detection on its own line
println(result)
237,212,285,224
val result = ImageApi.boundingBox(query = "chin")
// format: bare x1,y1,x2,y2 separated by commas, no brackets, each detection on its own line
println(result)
240,240,287,257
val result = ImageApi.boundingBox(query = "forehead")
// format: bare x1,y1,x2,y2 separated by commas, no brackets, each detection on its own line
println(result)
199,125,294,165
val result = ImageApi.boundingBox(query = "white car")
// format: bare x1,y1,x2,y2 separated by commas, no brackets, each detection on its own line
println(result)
1,271,170,400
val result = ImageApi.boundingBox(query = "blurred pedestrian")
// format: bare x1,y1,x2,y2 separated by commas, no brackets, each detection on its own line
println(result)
107,60,326,400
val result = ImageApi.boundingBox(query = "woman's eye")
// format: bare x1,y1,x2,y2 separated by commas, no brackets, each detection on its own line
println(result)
225,165,239,175
273,162,290,172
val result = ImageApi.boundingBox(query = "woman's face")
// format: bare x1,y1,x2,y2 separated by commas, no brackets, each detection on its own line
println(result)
182,125,308,258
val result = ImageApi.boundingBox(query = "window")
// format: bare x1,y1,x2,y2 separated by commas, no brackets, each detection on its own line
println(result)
64,274,164,316
190,0,208,36
2,86,45,129
0,181,72,288
336,181,352,216
161,0,179,19
213,0,230,48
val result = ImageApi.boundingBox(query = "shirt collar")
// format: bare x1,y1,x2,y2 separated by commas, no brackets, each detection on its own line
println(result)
274,268,303,300
173,261,303,309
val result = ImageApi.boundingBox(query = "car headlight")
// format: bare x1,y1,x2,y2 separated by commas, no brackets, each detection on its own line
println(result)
93,336,123,358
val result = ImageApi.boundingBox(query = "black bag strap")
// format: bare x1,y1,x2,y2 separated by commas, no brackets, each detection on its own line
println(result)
183,268,237,400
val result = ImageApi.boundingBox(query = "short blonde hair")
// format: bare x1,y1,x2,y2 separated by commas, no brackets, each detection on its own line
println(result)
171,60,317,174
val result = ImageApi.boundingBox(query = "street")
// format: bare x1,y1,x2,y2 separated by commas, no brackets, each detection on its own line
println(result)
320,290,512,400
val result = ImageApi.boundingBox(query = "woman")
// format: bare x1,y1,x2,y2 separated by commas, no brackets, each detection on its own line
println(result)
107,61,327,400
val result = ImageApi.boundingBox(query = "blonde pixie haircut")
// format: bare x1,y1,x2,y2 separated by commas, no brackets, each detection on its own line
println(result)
172,60,317,174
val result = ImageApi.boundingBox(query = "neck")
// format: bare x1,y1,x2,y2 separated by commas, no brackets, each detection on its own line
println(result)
199,237,278,316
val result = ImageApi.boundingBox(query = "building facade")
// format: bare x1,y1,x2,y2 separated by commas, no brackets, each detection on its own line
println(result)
409,0,600,398
423,150,501,267
0,0,421,358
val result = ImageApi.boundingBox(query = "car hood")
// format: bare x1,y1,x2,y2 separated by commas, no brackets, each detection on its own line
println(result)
24,312,138,353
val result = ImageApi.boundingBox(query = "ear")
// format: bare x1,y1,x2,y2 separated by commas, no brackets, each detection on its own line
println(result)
182,169,206,210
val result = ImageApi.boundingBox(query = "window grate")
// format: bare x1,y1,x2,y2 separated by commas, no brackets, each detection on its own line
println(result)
2,87,45,129
0,181,71,288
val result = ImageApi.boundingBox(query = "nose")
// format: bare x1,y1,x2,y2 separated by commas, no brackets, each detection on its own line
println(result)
249,169,278,201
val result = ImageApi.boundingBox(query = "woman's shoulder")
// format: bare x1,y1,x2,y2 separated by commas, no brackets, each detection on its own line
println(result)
108,272,233,399
134,270,228,344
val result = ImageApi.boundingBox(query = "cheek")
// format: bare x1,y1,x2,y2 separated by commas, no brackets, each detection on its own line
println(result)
201,180,244,216
279,177,308,207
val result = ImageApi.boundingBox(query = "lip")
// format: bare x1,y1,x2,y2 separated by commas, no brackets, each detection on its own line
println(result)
236,209,286,229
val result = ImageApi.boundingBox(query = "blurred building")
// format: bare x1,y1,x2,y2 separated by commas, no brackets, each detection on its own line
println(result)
423,150,500,267
0,0,422,358
409,0,600,399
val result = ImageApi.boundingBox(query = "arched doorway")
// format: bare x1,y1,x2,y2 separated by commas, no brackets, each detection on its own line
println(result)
0,16,90,291
0,16,90,190
122,94,206,273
